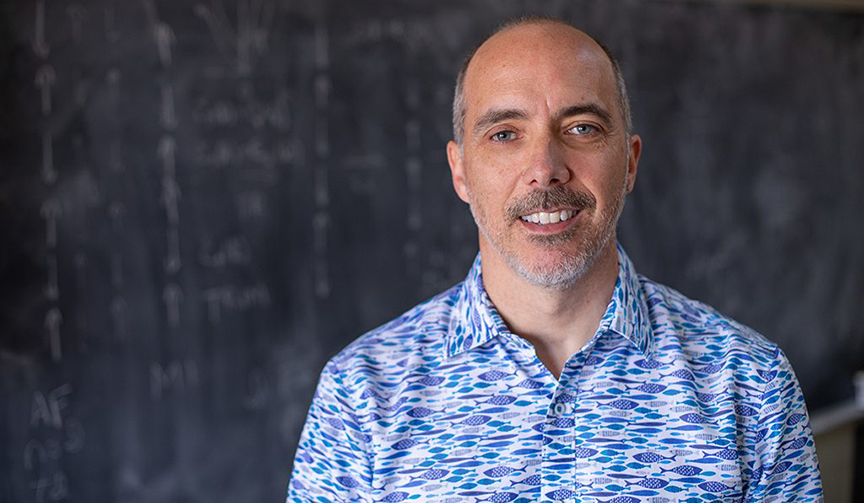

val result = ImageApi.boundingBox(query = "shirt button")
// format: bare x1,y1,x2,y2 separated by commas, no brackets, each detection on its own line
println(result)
552,402,571,415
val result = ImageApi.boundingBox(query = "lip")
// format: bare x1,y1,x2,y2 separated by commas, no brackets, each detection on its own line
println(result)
518,209,581,234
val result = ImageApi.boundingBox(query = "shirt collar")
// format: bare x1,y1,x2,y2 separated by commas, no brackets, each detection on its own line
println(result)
445,242,653,358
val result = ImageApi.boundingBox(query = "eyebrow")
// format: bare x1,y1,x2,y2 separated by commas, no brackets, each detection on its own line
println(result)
471,103,614,138
471,108,529,137
554,104,613,125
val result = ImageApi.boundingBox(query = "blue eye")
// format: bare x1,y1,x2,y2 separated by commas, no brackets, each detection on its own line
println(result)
491,131,516,142
569,124,596,135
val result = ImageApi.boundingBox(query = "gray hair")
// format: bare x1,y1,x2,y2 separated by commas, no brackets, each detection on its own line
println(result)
451,16,632,146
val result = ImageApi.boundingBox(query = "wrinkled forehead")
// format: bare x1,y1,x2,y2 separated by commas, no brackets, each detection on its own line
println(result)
463,23,618,120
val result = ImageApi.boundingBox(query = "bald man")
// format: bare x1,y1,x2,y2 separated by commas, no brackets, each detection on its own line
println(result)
287,17,822,502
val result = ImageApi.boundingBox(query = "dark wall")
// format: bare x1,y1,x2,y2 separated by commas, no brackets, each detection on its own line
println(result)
1,0,863,502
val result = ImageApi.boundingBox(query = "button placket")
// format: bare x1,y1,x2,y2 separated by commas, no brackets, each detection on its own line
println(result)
540,352,588,503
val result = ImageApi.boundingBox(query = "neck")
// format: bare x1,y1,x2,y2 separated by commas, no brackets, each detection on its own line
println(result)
479,238,620,379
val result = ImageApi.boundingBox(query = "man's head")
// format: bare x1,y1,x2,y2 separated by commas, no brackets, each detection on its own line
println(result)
446,17,642,289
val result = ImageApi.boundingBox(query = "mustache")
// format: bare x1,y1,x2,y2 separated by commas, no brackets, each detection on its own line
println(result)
506,186,596,220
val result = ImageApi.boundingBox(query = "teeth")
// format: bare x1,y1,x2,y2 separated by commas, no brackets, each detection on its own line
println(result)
520,210,576,225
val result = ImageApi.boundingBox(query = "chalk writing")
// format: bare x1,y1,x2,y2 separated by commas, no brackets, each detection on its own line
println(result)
34,65,55,116
313,213,330,298
194,137,297,170
110,296,127,338
203,283,271,324
24,418,85,471
28,472,68,503
44,308,62,363
103,6,118,44
236,190,269,219
161,176,181,225
157,136,176,178
44,254,59,300
164,226,181,274
41,131,55,184
194,0,276,75
66,5,87,44
30,384,72,429
32,0,50,58
163,284,183,328
192,91,290,129
154,22,175,68
199,235,252,268
160,84,178,130
40,199,61,247
150,360,199,401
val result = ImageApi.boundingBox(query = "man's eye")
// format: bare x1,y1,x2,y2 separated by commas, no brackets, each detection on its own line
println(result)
491,131,516,142
569,124,596,135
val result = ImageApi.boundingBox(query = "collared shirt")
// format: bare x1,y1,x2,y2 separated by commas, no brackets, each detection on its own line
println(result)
287,244,822,502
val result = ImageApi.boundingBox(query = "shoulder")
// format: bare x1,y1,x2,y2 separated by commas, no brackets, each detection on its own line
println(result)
326,283,461,382
640,275,782,368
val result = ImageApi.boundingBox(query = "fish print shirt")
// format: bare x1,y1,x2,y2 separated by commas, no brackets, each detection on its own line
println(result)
287,244,822,502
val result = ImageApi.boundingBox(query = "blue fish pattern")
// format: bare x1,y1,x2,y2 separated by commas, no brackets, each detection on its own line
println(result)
288,244,822,502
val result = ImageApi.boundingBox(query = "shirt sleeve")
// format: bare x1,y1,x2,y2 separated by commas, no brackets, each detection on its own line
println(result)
287,359,373,502
745,348,823,502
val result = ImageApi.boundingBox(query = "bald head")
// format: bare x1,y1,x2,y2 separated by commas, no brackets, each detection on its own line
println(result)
452,17,631,146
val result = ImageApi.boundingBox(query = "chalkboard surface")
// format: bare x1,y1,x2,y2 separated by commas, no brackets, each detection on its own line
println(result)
1,0,863,501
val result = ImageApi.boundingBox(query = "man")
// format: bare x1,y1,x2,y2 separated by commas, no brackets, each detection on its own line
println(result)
288,17,822,502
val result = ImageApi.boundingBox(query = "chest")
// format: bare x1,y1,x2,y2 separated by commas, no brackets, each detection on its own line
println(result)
362,349,757,501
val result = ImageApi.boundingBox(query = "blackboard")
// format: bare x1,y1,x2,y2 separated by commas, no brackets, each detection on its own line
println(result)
1,0,863,501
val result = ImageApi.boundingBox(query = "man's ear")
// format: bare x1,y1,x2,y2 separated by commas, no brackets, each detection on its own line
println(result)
625,134,642,194
447,141,470,203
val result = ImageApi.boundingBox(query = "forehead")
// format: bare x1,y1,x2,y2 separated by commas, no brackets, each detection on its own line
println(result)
463,23,617,121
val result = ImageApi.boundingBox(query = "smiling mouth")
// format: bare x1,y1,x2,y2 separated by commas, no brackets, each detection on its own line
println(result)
519,209,578,225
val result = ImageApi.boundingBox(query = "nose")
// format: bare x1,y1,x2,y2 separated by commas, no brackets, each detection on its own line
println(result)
521,135,571,188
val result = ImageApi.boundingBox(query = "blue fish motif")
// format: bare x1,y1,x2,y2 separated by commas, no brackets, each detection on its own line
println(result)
491,492,518,502
585,355,604,365
772,461,793,474
512,379,545,389
326,417,345,430
787,413,807,426
626,478,669,489
679,413,707,424
698,481,733,493
391,438,418,450
696,392,717,402
667,369,695,381
407,407,436,418
336,476,359,488
461,415,491,426
417,376,446,386
634,359,661,369
545,489,577,500
486,395,517,405
707,448,739,460
516,474,541,486
478,370,509,382
698,363,724,374
598,497,641,503
610,399,639,410
637,383,667,393
483,466,519,477
735,404,758,416
287,247,822,501
660,465,702,476
633,452,676,463
573,447,599,458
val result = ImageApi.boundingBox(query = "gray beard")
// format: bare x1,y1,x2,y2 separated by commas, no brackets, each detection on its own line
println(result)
468,177,627,290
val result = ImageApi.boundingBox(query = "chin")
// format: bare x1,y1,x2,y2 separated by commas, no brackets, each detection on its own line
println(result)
510,248,594,290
